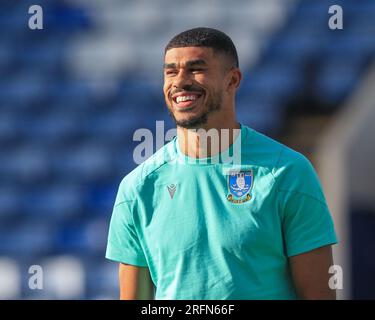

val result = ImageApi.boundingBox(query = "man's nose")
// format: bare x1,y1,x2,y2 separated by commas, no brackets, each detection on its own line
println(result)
173,69,192,88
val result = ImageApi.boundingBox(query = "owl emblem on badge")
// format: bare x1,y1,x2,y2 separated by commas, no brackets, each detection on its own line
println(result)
236,173,246,190
227,170,253,203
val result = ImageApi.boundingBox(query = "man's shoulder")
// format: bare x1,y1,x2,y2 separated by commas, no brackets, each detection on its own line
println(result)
115,139,177,203
244,127,309,170
243,127,317,186
245,127,321,197
248,128,321,194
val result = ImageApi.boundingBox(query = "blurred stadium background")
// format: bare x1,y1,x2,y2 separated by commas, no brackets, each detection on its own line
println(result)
0,0,374,299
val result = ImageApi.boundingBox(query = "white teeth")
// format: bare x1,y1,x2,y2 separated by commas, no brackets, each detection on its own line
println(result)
176,95,197,103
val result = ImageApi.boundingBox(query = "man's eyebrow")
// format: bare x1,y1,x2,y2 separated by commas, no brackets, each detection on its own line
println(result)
163,59,208,69
186,59,207,67
164,62,177,69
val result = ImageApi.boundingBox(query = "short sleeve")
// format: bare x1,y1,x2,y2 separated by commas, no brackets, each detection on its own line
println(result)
105,200,148,267
281,192,338,257
277,151,338,257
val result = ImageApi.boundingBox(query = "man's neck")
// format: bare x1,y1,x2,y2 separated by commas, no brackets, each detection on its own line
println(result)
177,119,241,159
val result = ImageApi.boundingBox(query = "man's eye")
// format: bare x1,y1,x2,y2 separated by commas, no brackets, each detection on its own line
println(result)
165,70,177,76
191,68,204,73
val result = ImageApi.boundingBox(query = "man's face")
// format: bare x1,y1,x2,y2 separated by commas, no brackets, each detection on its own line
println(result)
163,47,228,129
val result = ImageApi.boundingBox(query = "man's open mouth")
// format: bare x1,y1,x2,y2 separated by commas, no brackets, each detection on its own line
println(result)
172,92,204,110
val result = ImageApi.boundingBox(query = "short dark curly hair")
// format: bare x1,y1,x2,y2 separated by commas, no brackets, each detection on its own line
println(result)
165,27,239,68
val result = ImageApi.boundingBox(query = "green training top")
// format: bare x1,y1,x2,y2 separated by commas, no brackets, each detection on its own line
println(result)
106,124,337,299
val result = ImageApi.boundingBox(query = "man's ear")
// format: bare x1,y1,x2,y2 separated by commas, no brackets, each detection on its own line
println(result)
226,68,242,91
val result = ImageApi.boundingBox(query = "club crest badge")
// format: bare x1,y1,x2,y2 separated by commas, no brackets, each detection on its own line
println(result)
227,170,253,203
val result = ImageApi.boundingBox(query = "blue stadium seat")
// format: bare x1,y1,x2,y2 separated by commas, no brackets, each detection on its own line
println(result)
0,112,24,145
85,260,118,299
323,33,375,62
49,81,92,102
0,188,19,218
53,216,108,255
0,42,13,71
0,144,50,184
82,109,138,143
20,185,84,221
114,144,141,175
240,62,304,105
0,5,27,35
314,55,363,105
292,0,334,28
51,144,114,182
0,70,49,109
23,112,83,145
14,38,67,73
84,184,117,217
237,98,283,134
53,223,90,253
0,221,53,257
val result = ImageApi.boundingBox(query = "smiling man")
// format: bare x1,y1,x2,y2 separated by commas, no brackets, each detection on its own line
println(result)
105,27,338,300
